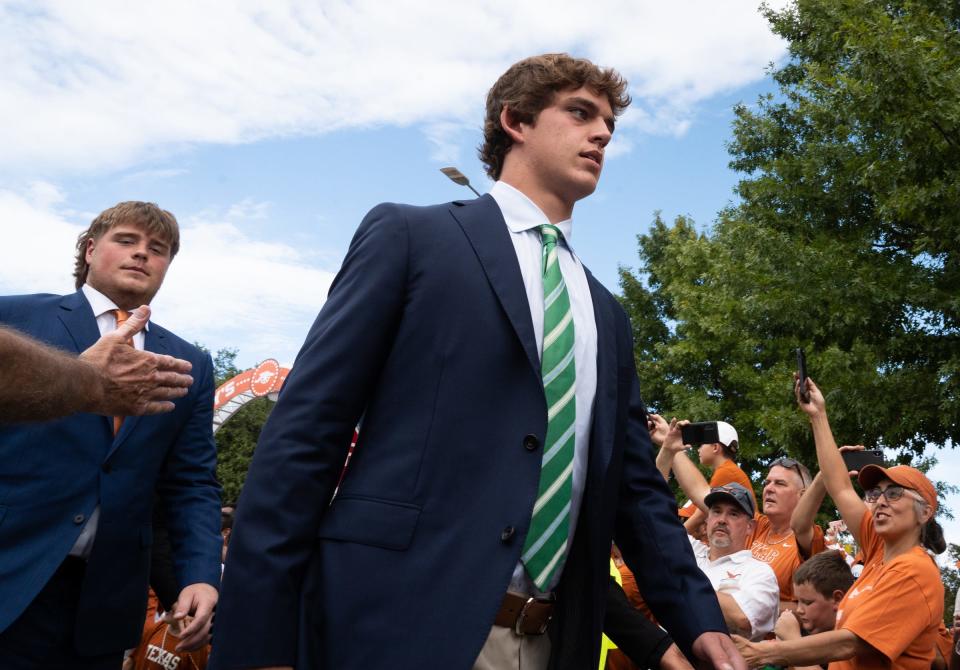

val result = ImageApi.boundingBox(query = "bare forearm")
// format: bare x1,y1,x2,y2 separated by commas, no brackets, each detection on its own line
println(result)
809,414,849,498
0,327,101,422
656,446,674,482
672,451,710,511
791,472,825,553
717,592,751,638
748,629,860,667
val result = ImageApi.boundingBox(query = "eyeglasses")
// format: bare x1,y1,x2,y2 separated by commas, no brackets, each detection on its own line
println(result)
863,485,925,504
770,457,806,485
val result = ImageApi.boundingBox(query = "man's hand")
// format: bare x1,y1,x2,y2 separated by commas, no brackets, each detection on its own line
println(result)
775,610,802,641
662,418,690,454
648,412,671,446
172,582,218,651
795,374,826,419
660,642,695,670
732,634,771,668
80,305,194,416
692,631,748,670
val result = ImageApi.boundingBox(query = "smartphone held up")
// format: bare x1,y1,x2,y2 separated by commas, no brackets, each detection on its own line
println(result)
796,348,810,403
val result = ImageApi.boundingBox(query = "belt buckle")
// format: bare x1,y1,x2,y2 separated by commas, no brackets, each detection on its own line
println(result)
514,596,551,636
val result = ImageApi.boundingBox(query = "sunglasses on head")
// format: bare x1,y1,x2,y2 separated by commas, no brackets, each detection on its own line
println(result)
863,485,925,504
770,456,805,484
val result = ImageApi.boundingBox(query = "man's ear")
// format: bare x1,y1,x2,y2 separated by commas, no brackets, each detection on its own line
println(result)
831,589,845,605
500,105,526,145
85,237,97,263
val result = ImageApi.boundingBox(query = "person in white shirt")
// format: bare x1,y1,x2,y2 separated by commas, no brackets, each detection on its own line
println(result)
689,483,780,641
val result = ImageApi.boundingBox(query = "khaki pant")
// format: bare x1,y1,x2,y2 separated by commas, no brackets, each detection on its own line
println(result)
472,624,552,670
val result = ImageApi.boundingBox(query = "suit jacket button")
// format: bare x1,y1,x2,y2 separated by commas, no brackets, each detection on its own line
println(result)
73,514,85,524
501,526,515,543
523,434,540,451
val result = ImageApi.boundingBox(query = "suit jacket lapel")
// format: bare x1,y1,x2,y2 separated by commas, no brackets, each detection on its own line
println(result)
57,291,102,353
448,195,541,378
58,292,113,435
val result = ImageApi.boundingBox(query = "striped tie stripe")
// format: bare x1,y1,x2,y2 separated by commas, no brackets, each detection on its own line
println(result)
521,224,576,591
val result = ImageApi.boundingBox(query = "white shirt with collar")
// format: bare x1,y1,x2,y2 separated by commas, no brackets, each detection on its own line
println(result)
687,534,780,641
68,283,151,559
490,181,598,596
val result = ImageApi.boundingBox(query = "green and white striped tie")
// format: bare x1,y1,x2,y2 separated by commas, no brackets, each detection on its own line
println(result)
521,223,576,591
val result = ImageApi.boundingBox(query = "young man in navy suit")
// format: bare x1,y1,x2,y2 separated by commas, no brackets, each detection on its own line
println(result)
212,54,746,670
0,202,222,669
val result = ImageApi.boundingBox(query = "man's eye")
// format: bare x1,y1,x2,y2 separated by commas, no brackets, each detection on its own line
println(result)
569,107,586,119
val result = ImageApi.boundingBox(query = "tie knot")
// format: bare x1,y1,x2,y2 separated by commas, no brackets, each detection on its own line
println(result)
114,309,131,328
538,224,562,247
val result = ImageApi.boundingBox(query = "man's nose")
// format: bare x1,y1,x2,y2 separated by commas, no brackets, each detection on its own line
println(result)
590,122,611,148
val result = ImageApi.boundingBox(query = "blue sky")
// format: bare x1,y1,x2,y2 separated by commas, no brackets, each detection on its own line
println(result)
2,1,957,550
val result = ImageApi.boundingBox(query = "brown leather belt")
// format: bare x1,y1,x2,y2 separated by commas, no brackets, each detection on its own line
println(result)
493,592,555,635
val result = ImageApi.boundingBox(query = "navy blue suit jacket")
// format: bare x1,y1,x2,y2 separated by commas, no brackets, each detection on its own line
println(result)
0,290,222,655
211,196,724,669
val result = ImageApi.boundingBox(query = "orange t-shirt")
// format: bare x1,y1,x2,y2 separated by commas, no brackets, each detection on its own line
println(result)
747,514,825,602
934,622,953,666
828,509,943,670
131,593,210,670
710,459,759,513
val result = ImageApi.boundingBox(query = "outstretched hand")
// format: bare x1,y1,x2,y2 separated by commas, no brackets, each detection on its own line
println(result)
693,631,748,670
80,305,194,417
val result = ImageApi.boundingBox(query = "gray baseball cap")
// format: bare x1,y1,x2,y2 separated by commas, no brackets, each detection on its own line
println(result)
704,482,755,516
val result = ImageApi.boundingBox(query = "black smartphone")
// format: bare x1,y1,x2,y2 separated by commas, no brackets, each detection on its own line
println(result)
681,421,720,446
841,449,884,472
796,348,810,402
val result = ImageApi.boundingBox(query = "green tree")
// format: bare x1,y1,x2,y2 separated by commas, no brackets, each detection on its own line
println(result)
621,0,960,486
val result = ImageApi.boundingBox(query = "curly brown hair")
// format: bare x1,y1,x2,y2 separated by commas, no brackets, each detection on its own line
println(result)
479,53,631,180
73,201,180,289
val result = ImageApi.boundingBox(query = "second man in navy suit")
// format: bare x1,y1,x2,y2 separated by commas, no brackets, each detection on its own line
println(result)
0,202,222,668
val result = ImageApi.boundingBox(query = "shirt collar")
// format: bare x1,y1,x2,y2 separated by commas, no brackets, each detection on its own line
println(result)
81,283,150,331
489,181,574,246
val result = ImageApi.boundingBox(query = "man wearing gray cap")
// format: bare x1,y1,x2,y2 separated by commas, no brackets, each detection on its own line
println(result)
685,483,779,641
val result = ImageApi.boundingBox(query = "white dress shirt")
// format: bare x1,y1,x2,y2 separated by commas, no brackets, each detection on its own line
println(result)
687,535,780,640
68,283,149,559
490,181,598,596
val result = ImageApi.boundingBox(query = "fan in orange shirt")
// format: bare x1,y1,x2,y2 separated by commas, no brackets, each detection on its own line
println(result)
734,378,946,670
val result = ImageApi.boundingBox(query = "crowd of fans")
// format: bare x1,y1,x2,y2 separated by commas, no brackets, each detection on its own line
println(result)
113,369,959,670
602,376,958,670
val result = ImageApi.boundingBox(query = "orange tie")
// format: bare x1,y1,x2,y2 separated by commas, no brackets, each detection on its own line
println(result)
113,309,133,435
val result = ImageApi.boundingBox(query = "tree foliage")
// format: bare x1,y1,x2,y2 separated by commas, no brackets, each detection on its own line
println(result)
621,0,960,486
205,347,273,504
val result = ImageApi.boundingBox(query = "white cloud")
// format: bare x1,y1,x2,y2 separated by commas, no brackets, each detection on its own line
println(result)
0,187,335,365
225,198,271,221
0,0,789,175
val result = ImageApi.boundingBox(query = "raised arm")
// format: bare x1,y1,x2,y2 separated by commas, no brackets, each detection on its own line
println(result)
796,378,868,547
791,472,825,557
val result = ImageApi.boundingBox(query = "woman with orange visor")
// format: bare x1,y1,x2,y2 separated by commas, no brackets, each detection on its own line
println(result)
735,377,945,670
